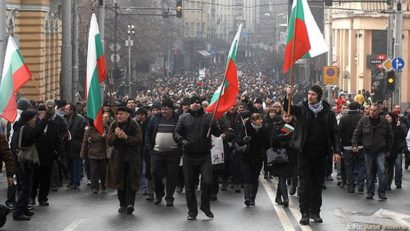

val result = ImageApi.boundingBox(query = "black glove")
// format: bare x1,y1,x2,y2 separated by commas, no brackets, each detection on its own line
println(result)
243,136,252,143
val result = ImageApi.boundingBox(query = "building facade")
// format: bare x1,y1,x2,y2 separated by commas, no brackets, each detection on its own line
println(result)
330,1,410,105
5,0,61,101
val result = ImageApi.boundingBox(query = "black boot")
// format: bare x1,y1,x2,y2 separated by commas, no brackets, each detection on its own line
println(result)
281,187,289,208
244,184,252,207
275,185,283,205
300,213,310,225
311,213,323,223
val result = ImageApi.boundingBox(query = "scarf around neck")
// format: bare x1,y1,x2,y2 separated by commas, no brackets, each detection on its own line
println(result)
308,100,324,115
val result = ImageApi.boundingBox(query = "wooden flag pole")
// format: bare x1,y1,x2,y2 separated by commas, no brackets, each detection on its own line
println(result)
206,73,228,138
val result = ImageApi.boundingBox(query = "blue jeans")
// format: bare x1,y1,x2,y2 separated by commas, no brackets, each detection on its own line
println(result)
343,149,365,190
395,153,403,186
364,152,386,196
68,159,82,186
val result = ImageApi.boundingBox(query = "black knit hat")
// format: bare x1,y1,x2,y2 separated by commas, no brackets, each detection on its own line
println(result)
20,110,37,123
17,98,31,111
309,85,323,100
254,98,263,104
151,102,161,110
190,95,201,104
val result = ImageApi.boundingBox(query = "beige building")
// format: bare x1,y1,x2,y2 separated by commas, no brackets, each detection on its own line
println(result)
329,1,410,105
5,0,61,101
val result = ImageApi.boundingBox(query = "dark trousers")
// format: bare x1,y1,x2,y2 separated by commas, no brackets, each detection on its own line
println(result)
343,149,365,190
288,151,298,189
231,150,243,185
364,152,386,196
276,176,289,201
90,159,108,191
84,157,91,180
151,150,180,202
51,158,66,188
31,166,52,202
298,151,326,215
68,158,82,186
386,152,402,188
183,154,213,217
240,158,263,199
14,161,33,217
6,181,16,205
117,162,136,207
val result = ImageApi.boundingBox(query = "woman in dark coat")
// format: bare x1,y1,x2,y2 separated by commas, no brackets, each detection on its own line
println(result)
270,113,296,207
385,112,407,189
106,107,142,215
236,113,270,207
80,119,108,194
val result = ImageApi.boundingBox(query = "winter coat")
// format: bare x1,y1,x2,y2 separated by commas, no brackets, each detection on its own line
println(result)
64,113,86,159
106,118,142,191
339,110,362,147
269,121,296,178
237,120,270,163
388,122,408,159
173,108,221,157
0,133,14,177
283,98,341,155
351,116,393,155
35,117,63,167
80,126,107,160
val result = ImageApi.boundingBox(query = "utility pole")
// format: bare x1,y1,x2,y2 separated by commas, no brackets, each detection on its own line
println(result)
386,2,394,59
72,0,79,102
98,0,105,42
0,0,6,77
62,0,73,102
126,25,135,98
393,0,402,106
114,0,118,78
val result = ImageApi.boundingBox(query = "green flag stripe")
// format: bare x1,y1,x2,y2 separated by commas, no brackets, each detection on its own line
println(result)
286,0,305,43
0,68,14,112
87,68,102,119
11,52,24,74
230,41,238,63
210,80,230,104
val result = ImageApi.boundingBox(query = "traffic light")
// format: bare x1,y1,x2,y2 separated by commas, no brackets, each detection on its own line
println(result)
386,70,395,91
176,0,182,18
325,0,332,7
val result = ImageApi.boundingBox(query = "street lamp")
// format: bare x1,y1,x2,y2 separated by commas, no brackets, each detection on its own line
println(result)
127,24,135,98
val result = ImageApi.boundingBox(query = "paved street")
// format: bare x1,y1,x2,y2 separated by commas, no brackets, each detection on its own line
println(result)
0,169,410,231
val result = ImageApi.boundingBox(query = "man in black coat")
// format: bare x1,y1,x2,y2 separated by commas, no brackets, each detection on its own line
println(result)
174,95,220,221
339,102,365,193
284,85,341,225
30,102,63,207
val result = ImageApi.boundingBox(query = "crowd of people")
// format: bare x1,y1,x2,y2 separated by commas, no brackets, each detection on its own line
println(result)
0,59,409,227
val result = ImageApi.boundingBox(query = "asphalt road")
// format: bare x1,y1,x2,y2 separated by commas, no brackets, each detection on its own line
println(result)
0,168,409,231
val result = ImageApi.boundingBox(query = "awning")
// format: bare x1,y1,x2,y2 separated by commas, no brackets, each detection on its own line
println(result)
197,50,211,57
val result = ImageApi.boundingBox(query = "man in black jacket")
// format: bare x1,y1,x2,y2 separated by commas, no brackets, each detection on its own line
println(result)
352,103,392,200
174,95,220,221
339,102,365,193
284,85,341,225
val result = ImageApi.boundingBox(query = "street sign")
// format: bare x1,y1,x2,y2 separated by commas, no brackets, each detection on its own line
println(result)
382,58,393,71
392,57,405,71
323,66,338,85
110,54,120,63
109,43,121,52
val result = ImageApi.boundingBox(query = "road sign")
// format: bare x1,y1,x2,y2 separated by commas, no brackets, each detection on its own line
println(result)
323,66,338,85
382,58,393,71
110,54,120,63
392,57,405,71
109,43,121,52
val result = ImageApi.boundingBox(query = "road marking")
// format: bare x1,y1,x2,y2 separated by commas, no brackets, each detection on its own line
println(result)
260,176,294,231
266,177,313,231
63,218,84,231
374,209,410,228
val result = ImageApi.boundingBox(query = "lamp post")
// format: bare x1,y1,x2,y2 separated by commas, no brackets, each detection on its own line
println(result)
126,24,135,98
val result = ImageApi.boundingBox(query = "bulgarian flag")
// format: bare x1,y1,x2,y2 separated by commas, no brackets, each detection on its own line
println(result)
86,13,107,134
0,37,32,122
205,24,242,120
282,0,328,73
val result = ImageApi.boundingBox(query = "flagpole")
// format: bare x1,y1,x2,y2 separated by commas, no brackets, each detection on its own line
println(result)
287,0,299,116
206,69,228,138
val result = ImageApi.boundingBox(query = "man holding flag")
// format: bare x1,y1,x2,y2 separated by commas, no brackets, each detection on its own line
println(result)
282,0,339,226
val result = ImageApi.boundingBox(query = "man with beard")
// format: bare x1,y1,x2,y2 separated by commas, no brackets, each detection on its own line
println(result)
284,85,341,225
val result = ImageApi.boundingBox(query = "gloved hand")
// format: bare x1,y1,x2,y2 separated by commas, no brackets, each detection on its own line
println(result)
243,136,252,143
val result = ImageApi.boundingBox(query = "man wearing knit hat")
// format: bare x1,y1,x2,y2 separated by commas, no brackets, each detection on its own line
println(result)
284,85,341,225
